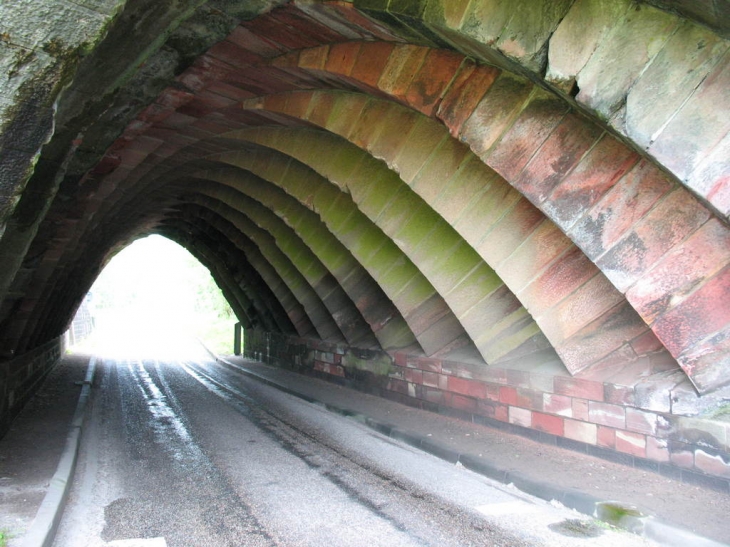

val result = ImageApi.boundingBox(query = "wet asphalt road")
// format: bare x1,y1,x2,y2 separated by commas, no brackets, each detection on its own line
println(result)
53,342,657,547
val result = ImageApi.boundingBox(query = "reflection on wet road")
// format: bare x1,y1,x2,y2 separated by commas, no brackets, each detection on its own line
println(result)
53,342,658,547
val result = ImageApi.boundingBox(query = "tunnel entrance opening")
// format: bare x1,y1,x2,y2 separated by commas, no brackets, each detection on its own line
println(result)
71,235,236,359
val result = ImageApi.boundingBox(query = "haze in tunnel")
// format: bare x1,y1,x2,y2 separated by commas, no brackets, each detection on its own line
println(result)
75,235,235,359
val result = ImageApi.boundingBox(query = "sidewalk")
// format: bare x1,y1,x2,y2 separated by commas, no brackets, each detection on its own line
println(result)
2,351,728,546
220,356,730,546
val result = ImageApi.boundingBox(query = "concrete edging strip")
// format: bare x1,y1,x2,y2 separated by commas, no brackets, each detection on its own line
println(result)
21,356,97,547
218,356,727,547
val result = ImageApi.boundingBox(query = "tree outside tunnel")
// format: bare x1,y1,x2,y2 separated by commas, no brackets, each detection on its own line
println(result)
73,235,236,357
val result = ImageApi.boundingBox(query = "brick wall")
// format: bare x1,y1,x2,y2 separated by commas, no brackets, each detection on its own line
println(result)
244,328,730,490
0,336,65,438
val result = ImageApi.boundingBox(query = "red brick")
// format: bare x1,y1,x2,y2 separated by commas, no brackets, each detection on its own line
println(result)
554,376,604,401
515,388,544,411
543,394,572,416
653,265,730,357
447,376,487,399
495,403,509,422
604,384,636,406
422,371,439,387
405,368,423,384
588,401,626,428
350,42,395,88
487,94,568,181
325,42,361,76
564,419,597,444
572,398,589,421
485,384,500,402
509,406,532,427
437,61,500,135
597,426,616,448
459,74,533,158
377,45,429,101
450,393,478,412
499,386,518,405
615,431,647,457
694,449,730,478
405,49,464,116
646,436,670,463
625,407,659,435
532,412,564,436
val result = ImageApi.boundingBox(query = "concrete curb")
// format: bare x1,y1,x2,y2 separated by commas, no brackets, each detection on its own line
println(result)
21,356,97,547
217,356,728,547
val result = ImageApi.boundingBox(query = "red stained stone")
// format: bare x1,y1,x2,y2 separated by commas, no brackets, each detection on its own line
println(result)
532,412,564,436
459,74,533,158
495,403,509,422
325,42,362,76
597,188,712,292
554,376,604,401
626,218,730,324
597,426,616,448
487,93,569,182
437,61,500,136
653,264,730,358
477,197,544,265
207,40,264,68
405,49,464,116
556,301,651,372
269,8,347,45
545,134,639,229
351,42,396,88
298,45,330,70
588,401,626,428
568,159,673,260
514,113,602,204
519,246,597,315
485,384,500,402
499,222,574,291
630,330,665,356
615,430,647,457
228,25,288,57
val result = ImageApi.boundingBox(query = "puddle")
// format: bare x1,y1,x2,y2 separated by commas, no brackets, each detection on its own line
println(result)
548,518,604,538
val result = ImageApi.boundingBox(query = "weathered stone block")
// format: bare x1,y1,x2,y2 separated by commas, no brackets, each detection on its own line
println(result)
564,418,597,444
575,4,678,119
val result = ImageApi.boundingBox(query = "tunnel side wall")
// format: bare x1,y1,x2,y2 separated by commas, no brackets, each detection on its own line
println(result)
0,335,65,438
243,328,730,491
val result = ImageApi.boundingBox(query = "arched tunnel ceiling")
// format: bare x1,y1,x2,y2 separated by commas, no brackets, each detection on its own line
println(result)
0,0,728,396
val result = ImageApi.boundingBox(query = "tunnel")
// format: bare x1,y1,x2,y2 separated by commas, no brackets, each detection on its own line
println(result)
1,0,729,486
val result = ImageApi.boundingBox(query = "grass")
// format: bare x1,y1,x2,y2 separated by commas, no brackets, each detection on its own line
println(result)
194,317,237,356
0,529,11,547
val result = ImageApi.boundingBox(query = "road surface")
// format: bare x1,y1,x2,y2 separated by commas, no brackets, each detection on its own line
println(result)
54,338,656,547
